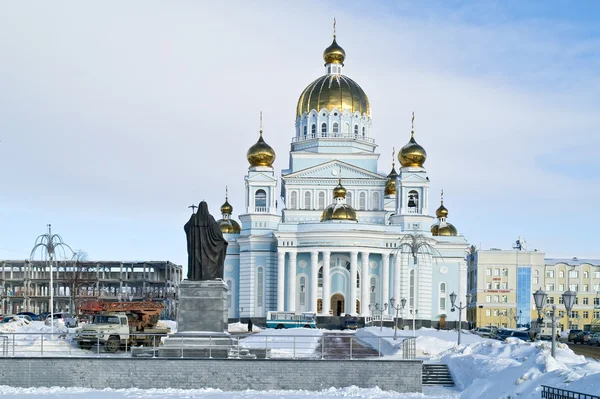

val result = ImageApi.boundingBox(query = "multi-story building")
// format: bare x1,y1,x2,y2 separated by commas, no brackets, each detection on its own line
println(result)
0,260,182,318
468,243,600,330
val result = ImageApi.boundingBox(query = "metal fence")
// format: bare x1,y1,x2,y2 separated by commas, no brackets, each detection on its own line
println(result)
0,332,419,360
541,385,600,399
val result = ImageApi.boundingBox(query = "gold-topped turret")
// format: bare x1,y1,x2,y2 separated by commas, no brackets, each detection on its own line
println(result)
431,190,458,237
384,147,398,196
435,189,448,218
399,112,427,168
217,186,241,234
333,178,347,198
323,19,345,65
321,178,357,222
247,112,276,167
220,186,233,215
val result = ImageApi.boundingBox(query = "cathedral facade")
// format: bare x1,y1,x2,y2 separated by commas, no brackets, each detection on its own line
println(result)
217,32,470,325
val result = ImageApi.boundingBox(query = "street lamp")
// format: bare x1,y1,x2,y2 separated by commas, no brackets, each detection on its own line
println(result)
449,292,472,345
533,288,556,357
389,297,407,340
562,289,576,328
409,308,418,336
369,302,388,332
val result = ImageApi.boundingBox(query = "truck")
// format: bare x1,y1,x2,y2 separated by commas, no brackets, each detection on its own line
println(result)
74,301,170,353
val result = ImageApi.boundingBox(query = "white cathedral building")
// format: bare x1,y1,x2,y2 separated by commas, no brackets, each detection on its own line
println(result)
216,31,470,325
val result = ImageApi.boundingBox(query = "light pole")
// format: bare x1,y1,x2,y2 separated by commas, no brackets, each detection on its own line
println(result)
532,288,577,358
562,289,576,329
389,297,407,340
450,292,472,345
369,302,388,332
410,308,418,336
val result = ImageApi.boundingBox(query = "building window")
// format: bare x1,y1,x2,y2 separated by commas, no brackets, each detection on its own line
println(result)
486,269,492,276
318,192,325,210
583,311,589,319
370,277,376,305
486,282,492,289
440,283,446,294
583,284,589,292
486,295,491,303
533,277,539,284
494,269,500,276
493,310,499,316
344,122,350,133
371,192,380,210
569,270,579,278
494,282,500,290
409,270,415,307
502,269,508,277
311,124,316,135
559,296,564,304
559,270,564,278
304,192,311,210
594,272,600,279
257,267,264,307
583,297,589,305
486,309,491,316
346,191,352,207
359,192,366,210
354,125,358,135
332,122,339,134
546,284,554,291
493,296,499,303
440,297,446,311
569,284,578,292
290,191,297,209
546,270,554,278
547,296,554,304
595,311,600,319
321,123,327,134
583,271,589,279
299,276,306,306
362,126,365,136
255,189,267,208
559,284,564,291
303,125,307,137
534,270,539,275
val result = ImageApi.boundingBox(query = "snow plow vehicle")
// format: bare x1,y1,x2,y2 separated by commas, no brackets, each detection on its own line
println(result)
74,301,170,353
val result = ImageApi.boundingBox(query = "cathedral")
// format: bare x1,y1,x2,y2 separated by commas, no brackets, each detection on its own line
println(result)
217,29,470,325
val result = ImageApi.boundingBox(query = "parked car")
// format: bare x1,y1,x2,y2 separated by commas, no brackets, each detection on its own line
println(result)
474,327,493,338
17,312,40,321
573,331,593,345
509,331,532,341
588,332,600,346
44,312,77,328
494,329,514,341
0,315,19,324
38,312,51,321
16,314,32,322
567,329,583,343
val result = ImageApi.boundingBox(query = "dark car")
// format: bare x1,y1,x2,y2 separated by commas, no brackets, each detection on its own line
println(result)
38,312,51,321
509,331,531,341
495,329,513,340
17,312,40,321
573,331,593,345
568,329,583,343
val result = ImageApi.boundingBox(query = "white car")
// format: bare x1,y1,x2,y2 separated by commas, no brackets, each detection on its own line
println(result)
45,312,77,328
473,327,493,338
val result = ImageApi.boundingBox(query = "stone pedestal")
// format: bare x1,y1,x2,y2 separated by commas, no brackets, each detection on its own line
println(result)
159,279,233,358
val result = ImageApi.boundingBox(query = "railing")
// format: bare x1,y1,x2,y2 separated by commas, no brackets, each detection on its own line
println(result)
0,332,420,360
541,385,600,399
292,133,375,144
254,206,268,213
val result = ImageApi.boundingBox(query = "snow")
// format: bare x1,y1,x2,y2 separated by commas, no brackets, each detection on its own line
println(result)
239,328,322,358
0,386,459,398
228,321,263,333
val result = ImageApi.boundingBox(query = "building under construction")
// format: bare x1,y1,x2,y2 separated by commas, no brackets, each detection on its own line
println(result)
0,260,182,319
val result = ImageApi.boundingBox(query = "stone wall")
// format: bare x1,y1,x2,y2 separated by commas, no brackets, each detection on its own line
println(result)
0,358,422,392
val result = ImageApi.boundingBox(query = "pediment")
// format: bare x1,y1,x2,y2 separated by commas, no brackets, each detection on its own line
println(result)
399,172,429,183
284,160,385,180
247,173,277,183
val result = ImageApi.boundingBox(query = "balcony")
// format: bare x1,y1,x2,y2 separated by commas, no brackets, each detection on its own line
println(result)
292,132,375,144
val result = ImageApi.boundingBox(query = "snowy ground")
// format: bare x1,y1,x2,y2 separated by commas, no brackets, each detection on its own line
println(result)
2,320,600,398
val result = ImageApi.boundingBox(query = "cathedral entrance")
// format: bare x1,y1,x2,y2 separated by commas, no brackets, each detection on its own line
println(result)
330,293,345,316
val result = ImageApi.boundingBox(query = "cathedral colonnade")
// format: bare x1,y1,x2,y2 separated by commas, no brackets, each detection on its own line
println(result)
276,248,408,317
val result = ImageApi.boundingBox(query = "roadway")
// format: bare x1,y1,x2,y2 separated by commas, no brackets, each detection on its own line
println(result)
567,343,600,360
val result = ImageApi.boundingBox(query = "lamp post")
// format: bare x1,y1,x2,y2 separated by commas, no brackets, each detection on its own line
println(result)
562,289,577,329
449,292,472,345
410,308,418,336
369,302,388,332
532,288,577,358
390,297,407,340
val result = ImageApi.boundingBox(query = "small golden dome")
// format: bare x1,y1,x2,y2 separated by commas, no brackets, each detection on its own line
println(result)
296,74,369,117
384,150,398,196
247,131,275,167
436,203,448,219
430,223,439,235
399,112,427,168
437,223,458,236
217,218,241,234
321,203,358,222
333,179,347,198
323,37,346,65
221,199,233,215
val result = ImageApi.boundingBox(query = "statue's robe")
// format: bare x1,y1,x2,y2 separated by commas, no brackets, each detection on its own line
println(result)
184,201,228,280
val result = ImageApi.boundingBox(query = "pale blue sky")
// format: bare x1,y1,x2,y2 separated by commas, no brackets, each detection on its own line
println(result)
0,1,598,269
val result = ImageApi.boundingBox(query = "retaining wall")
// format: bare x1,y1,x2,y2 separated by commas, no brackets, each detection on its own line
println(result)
0,358,422,392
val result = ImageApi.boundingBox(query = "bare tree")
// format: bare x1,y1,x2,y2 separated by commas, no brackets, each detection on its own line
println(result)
58,250,98,315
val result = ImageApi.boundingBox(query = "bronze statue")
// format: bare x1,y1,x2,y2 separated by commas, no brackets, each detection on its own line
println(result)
184,201,228,280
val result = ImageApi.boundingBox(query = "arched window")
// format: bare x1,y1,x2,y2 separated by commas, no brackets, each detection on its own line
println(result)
303,125,307,137
362,126,365,137
346,191,353,207
318,192,325,210
410,270,415,308
304,191,311,210
344,123,350,134
257,267,264,307
440,283,446,294
439,283,446,311
407,190,419,213
290,191,297,209
332,122,339,134
299,276,306,306
371,192,380,210
255,189,267,209
318,267,323,287
370,277,376,305
354,125,359,135
311,124,316,135
321,123,327,135
359,192,366,210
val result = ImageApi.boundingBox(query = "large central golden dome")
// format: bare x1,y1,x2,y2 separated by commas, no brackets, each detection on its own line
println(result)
296,75,370,117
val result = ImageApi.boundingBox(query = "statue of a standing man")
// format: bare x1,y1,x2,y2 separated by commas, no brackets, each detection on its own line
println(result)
184,201,228,280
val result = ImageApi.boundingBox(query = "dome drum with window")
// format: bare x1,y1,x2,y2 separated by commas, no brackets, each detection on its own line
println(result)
321,179,358,222
431,191,458,237
216,189,241,234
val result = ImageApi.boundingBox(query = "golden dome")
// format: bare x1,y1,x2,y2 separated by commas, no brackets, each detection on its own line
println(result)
437,223,458,236
436,203,448,219
333,179,347,198
296,74,370,117
323,37,346,65
217,218,241,234
247,131,275,167
221,199,233,215
399,112,426,168
431,223,439,235
384,149,398,196
321,203,358,222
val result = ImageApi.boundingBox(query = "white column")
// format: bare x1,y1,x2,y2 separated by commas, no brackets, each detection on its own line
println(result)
288,251,297,312
322,251,331,315
310,251,319,313
394,254,401,310
382,254,390,314
361,252,370,316
277,250,286,311
350,251,358,315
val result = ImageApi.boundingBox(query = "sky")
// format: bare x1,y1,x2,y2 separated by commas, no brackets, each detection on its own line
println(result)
0,0,599,269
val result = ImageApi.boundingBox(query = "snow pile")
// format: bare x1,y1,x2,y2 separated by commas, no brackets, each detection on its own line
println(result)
228,321,263,333
437,337,600,398
240,328,322,358
156,320,177,333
